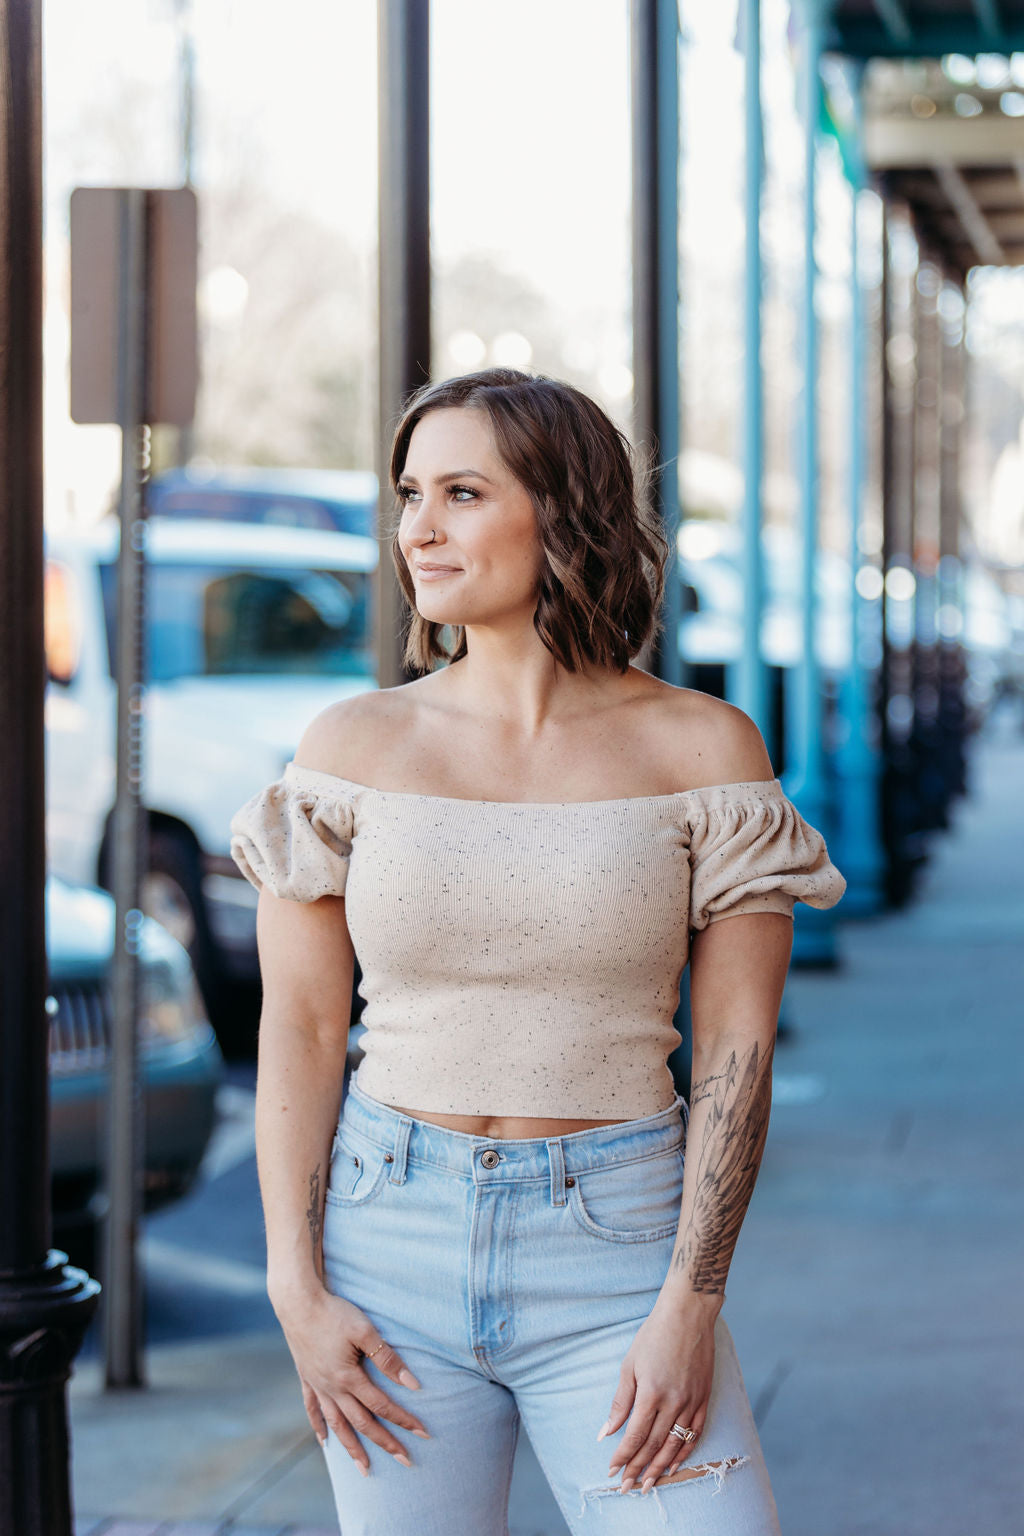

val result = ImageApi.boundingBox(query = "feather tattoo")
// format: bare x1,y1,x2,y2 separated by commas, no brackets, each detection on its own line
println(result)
674,1041,774,1294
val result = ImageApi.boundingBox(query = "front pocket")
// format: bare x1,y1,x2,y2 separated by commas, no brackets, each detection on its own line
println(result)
566,1146,684,1244
325,1128,390,1209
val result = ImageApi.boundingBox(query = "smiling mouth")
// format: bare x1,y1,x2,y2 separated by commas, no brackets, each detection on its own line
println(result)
415,565,462,578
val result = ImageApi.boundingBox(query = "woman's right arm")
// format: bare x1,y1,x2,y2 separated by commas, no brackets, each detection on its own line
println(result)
254,884,430,1472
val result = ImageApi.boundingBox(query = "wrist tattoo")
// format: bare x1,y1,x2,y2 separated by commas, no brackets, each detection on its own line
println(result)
306,1162,323,1264
675,1040,774,1294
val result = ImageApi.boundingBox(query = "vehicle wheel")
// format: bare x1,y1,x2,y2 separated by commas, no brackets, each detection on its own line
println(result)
142,827,220,1017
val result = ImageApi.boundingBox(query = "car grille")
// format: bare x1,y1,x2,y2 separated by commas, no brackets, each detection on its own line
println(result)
48,983,111,1075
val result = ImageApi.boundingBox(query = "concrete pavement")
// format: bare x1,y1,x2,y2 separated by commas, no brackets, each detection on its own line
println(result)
70,710,1024,1535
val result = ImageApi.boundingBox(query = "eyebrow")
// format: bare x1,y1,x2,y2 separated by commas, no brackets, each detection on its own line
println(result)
398,469,496,486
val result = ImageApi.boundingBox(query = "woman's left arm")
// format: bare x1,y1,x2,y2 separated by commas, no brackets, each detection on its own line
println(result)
599,908,792,1493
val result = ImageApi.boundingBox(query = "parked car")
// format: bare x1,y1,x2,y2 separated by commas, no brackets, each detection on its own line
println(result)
44,517,378,1016
677,521,855,675
148,466,377,538
47,873,223,1269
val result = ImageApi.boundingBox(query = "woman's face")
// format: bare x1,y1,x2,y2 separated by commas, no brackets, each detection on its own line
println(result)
397,407,545,632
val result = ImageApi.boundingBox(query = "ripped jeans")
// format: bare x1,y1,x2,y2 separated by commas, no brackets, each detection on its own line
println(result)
320,1072,781,1535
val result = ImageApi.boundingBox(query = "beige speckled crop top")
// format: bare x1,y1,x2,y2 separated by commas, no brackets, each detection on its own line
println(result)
229,764,846,1119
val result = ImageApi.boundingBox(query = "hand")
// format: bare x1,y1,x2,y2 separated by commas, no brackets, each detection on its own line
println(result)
274,1285,430,1475
598,1293,719,1494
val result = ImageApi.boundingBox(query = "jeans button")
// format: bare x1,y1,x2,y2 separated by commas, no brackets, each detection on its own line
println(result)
480,1149,501,1168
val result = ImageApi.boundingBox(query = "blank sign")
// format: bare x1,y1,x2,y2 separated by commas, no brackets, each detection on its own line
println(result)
70,186,198,427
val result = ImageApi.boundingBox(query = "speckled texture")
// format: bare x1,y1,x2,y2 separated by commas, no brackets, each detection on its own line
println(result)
229,764,846,1118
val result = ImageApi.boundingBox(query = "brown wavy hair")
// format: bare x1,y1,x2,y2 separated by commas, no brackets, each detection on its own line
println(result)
386,367,669,676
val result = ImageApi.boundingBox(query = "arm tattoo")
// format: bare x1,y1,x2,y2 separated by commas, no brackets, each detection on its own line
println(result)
674,1040,774,1294
306,1162,323,1266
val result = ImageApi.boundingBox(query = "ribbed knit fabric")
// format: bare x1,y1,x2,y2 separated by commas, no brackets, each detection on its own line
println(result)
230,764,846,1118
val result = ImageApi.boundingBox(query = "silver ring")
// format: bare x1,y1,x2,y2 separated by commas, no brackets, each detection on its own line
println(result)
669,1424,697,1443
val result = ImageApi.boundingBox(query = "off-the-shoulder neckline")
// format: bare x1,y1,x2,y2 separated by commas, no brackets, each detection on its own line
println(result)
284,760,785,810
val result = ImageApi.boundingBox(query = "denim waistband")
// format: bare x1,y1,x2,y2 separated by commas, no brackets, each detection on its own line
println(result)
341,1072,688,1197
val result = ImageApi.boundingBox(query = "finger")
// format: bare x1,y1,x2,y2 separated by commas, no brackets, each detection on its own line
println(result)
597,1367,638,1443
317,1400,371,1477
606,1395,660,1478
638,1408,703,1492
617,1400,696,1492
358,1334,421,1391
301,1378,329,1447
337,1390,415,1467
660,1404,710,1481
359,1379,431,1440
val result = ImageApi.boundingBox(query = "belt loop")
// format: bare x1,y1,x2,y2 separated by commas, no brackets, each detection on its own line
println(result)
389,1116,412,1184
546,1137,567,1207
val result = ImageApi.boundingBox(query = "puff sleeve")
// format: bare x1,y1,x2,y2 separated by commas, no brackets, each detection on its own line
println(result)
685,779,846,932
229,764,356,901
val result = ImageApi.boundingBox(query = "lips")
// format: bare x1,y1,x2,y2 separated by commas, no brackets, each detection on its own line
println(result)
414,562,462,578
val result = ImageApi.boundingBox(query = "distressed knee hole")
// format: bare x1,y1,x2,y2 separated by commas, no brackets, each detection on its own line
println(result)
579,1454,749,1517
655,1455,747,1489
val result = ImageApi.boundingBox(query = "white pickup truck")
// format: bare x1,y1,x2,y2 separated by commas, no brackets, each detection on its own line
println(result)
44,516,378,1012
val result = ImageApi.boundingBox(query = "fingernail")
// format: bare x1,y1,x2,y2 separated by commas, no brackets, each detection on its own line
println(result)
399,1369,421,1389
596,1419,611,1441
412,1427,431,1439
668,1461,680,1475
317,1434,326,1449
394,1452,412,1468
641,1477,654,1494
358,1462,370,1478
608,1462,621,1476
620,1477,636,1494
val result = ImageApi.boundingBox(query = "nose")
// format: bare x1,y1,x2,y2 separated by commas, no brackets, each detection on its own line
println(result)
403,497,444,549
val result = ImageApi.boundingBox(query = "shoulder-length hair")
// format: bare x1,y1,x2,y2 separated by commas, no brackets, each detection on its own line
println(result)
386,367,669,676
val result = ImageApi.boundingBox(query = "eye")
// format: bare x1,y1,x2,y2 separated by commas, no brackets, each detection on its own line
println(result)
448,484,479,502
395,483,420,503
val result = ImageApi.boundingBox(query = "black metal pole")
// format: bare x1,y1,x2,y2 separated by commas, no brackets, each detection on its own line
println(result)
376,0,430,689
102,188,150,1389
630,0,683,687
0,0,101,1529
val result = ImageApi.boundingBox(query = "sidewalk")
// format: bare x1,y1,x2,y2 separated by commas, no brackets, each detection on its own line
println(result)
70,712,1024,1536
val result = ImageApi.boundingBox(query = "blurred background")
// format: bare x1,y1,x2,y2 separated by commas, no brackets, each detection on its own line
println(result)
11,0,1024,1532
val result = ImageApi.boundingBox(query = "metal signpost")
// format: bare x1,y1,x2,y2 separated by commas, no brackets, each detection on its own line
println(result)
70,185,198,1388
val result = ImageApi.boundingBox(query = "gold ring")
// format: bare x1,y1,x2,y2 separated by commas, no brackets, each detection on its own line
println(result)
669,1424,697,1443
364,1342,387,1360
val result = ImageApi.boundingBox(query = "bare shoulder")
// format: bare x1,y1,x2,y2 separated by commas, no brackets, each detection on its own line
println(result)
636,675,776,789
292,679,429,782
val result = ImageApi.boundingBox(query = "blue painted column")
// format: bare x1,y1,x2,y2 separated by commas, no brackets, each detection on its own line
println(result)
834,63,886,915
730,0,770,746
783,0,839,964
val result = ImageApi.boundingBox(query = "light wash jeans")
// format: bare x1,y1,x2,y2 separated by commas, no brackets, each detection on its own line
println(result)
320,1072,781,1535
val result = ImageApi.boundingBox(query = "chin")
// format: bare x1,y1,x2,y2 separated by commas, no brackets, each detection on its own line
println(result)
415,599,468,625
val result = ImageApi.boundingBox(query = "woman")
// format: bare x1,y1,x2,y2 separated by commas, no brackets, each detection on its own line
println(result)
230,368,845,1535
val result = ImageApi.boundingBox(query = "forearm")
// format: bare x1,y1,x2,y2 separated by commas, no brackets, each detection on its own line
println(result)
253,889,354,1312
661,1025,774,1311
257,1007,349,1309
659,911,790,1313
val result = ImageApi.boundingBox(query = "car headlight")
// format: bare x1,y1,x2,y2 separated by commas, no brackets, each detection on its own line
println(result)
138,956,208,1047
